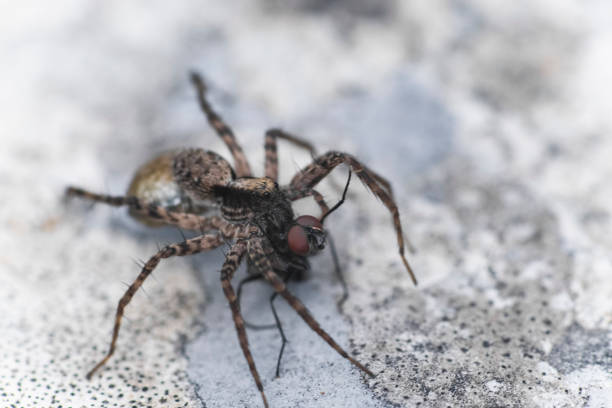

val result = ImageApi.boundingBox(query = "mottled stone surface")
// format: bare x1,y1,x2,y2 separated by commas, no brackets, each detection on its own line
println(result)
1,1,610,407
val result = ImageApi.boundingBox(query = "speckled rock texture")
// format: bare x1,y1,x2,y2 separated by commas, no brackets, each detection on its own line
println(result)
1,1,610,407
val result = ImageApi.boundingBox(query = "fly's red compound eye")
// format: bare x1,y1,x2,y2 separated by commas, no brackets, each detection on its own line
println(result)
288,215,323,255
288,225,308,255
295,215,322,229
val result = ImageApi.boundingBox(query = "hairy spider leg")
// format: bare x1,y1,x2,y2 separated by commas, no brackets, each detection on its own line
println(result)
248,237,375,378
190,72,252,177
283,187,330,217
86,234,224,379
236,242,349,378
289,151,418,285
220,240,269,408
333,168,415,253
262,128,337,217
309,189,330,215
64,187,131,207
65,187,252,238
264,128,317,181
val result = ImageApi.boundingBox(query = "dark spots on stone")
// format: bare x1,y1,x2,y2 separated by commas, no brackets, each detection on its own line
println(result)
501,337,511,344
448,369,472,399
495,281,508,290
547,323,612,374
482,340,491,348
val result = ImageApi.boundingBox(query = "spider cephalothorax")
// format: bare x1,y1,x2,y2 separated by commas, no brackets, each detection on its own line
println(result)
65,72,417,408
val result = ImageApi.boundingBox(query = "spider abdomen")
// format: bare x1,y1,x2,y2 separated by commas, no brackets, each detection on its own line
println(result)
127,150,210,226
173,148,235,200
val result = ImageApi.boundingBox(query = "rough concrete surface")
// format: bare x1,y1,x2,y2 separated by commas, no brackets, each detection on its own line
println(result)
1,1,611,407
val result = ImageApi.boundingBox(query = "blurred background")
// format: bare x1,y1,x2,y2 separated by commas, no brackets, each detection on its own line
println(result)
1,1,611,407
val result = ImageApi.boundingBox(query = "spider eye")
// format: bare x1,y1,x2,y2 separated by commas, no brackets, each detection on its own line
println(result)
288,225,309,255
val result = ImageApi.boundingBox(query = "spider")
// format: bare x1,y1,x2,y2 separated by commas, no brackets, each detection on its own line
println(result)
65,72,417,408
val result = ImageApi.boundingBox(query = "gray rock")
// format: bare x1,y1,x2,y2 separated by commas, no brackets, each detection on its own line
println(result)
1,1,610,407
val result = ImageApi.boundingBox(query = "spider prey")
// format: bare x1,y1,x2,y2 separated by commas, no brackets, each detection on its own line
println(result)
65,72,417,408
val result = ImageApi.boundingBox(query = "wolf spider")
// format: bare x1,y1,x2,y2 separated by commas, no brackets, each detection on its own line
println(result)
65,72,417,408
